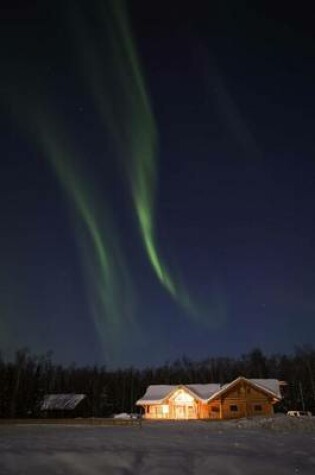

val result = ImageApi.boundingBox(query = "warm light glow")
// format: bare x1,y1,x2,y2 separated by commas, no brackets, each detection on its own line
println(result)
162,405,169,414
172,390,194,404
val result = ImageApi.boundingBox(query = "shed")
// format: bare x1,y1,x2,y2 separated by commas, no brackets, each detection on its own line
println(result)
41,394,88,418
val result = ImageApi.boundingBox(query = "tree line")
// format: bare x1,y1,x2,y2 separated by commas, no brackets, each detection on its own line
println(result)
0,347,314,418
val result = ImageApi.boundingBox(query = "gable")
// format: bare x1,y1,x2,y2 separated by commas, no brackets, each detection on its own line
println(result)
136,383,221,405
207,377,281,403
221,380,272,400
169,388,195,404
246,385,270,399
250,379,281,398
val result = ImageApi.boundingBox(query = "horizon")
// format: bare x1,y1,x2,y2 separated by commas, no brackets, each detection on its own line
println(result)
0,346,311,371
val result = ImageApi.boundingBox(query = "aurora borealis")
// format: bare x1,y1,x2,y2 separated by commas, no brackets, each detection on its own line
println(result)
1,1,315,366
29,113,139,361
70,0,194,308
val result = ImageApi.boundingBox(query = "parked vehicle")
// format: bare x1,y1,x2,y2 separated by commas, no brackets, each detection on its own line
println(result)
113,412,141,419
287,410,312,417
113,413,131,419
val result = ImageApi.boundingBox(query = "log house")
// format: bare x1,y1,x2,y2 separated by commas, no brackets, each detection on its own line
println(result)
136,377,282,420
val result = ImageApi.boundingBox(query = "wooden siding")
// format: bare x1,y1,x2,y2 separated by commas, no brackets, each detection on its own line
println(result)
144,400,210,420
219,380,274,419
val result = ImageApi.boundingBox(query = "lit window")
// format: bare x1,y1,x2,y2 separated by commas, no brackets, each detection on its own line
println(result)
162,405,169,414
173,390,194,404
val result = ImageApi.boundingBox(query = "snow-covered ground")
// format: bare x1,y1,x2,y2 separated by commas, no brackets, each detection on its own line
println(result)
0,416,314,474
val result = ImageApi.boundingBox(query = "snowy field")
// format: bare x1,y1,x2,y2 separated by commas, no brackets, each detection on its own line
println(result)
0,416,315,474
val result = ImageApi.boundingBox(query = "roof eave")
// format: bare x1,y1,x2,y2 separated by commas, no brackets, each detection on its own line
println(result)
136,384,209,406
206,377,281,403
136,399,164,405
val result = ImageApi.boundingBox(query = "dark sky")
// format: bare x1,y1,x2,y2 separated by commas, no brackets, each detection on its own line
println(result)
1,0,315,367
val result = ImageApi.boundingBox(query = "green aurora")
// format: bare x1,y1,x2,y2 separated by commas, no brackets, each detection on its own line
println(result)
28,111,140,361
3,0,226,361
70,0,196,312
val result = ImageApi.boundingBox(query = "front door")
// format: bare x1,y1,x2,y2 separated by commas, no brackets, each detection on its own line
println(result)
175,405,186,419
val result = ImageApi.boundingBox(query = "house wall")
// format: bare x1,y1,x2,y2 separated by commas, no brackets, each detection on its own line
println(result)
145,404,169,419
198,402,210,419
209,404,221,419
143,401,210,420
218,381,274,419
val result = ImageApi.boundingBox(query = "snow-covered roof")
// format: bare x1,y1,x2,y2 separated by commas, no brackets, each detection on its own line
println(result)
137,378,282,406
207,377,281,402
249,379,282,398
186,384,221,400
136,384,221,405
136,385,176,405
41,394,86,411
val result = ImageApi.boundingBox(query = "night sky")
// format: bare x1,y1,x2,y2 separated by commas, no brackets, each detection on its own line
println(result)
1,1,315,367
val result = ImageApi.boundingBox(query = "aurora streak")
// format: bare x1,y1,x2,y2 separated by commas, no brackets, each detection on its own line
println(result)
28,110,139,361
72,0,194,309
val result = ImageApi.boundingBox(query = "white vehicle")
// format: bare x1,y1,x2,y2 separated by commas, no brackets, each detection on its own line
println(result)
113,413,131,419
287,410,312,417
113,412,141,419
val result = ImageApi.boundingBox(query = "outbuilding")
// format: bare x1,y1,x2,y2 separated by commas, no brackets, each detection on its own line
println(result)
41,394,88,418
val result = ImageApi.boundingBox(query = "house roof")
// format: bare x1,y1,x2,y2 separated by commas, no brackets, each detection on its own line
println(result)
41,394,86,411
207,377,281,402
185,384,221,400
136,378,282,406
136,383,220,405
250,379,282,398
136,385,177,405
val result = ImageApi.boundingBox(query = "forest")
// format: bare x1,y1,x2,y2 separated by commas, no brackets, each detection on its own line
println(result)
0,347,314,418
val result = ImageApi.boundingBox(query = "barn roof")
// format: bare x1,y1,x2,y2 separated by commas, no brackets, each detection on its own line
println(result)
41,394,86,411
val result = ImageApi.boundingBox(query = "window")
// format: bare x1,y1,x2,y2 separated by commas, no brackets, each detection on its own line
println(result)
254,405,262,412
173,390,194,404
230,405,238,412
211,406,219,412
